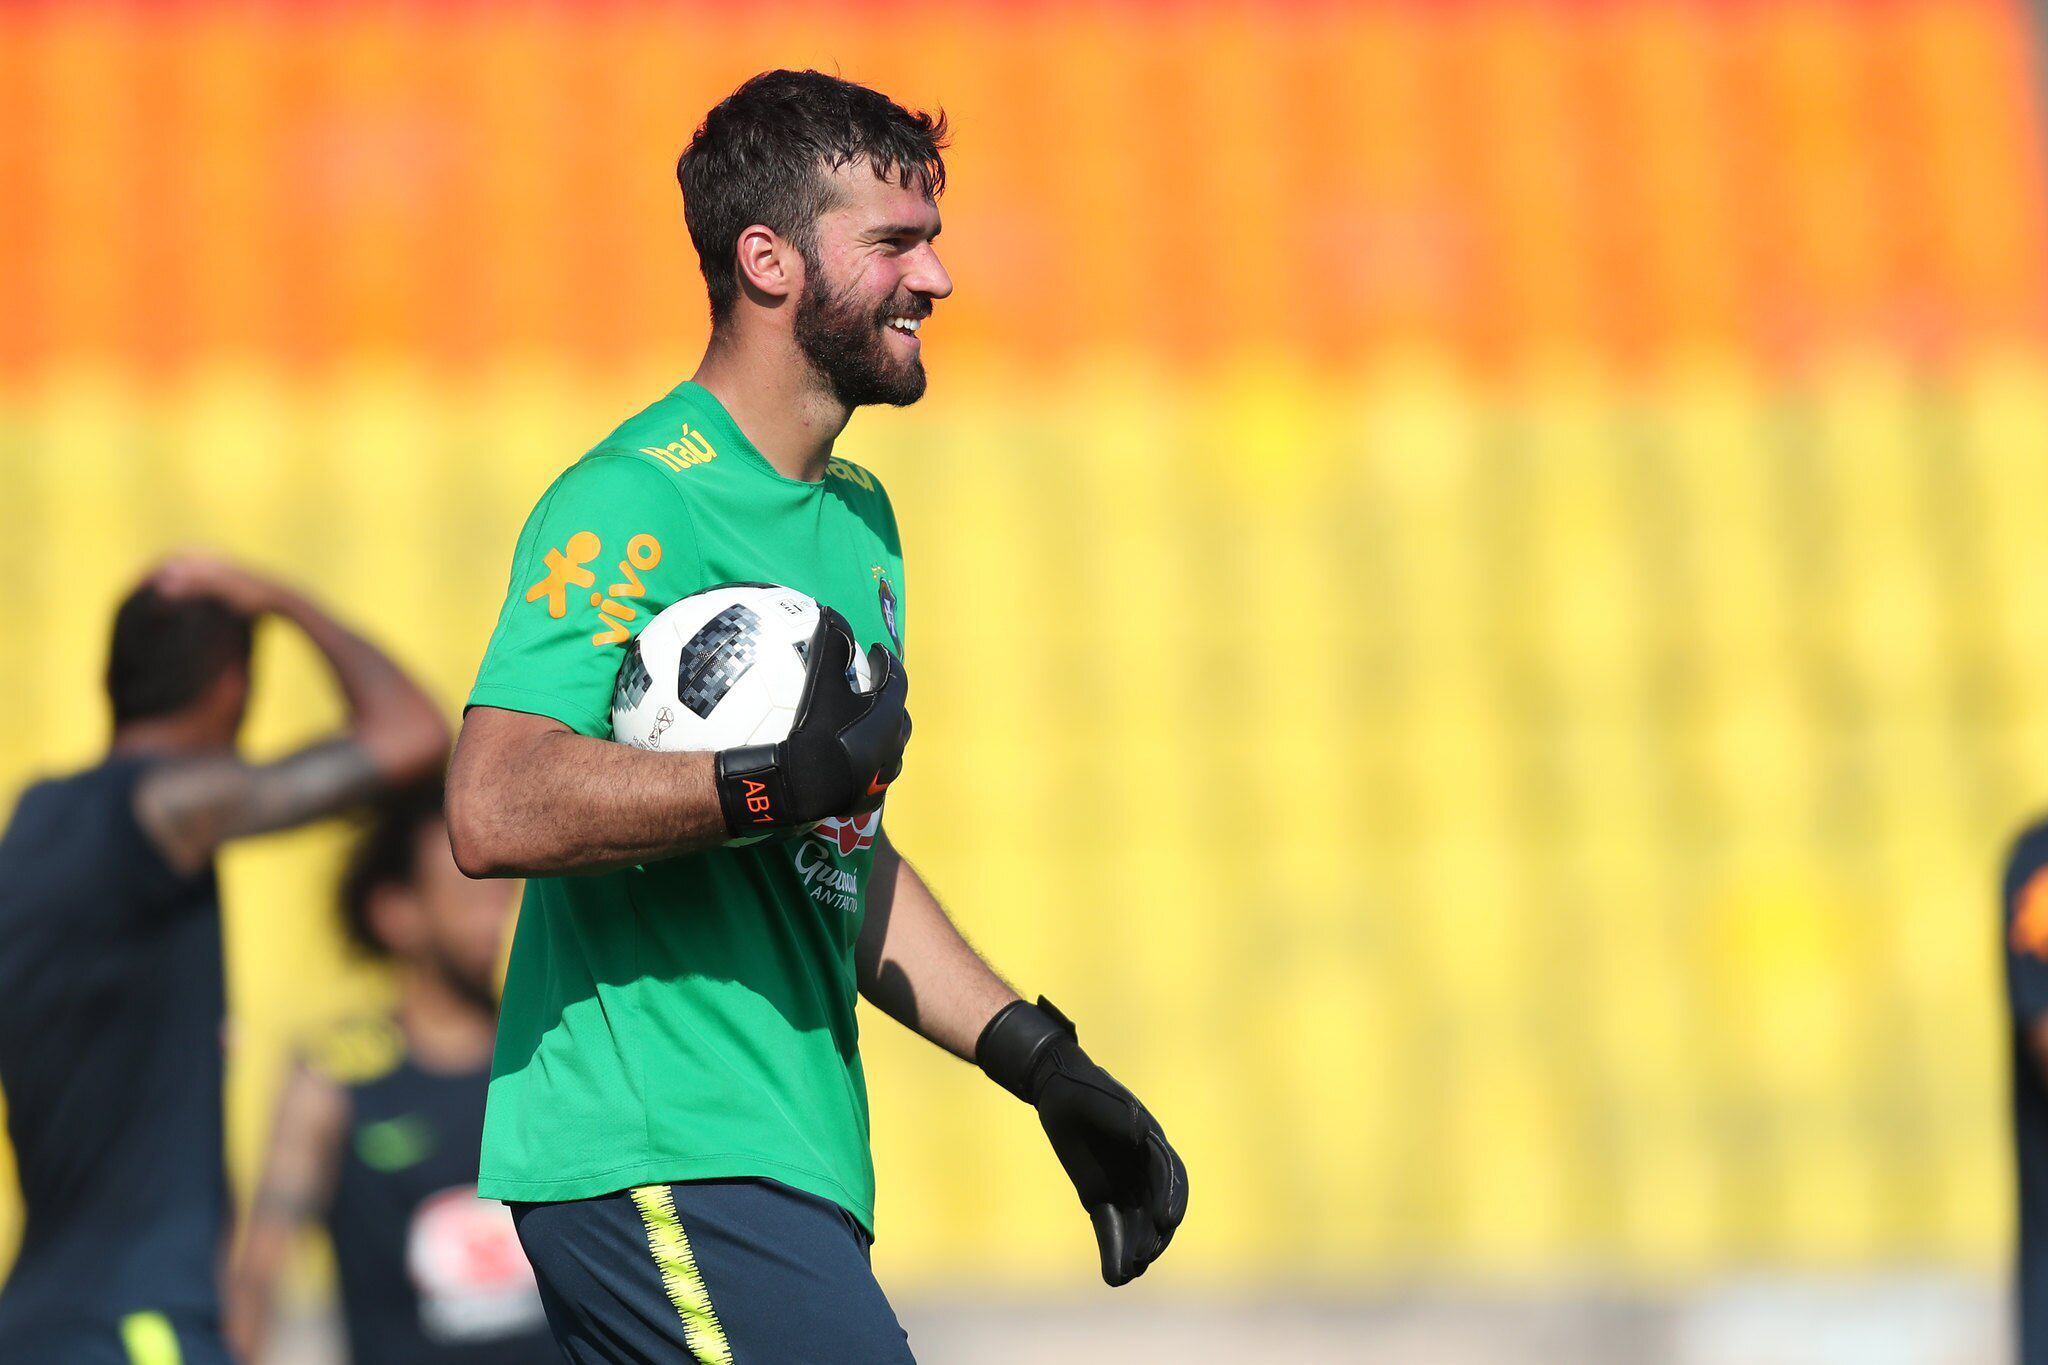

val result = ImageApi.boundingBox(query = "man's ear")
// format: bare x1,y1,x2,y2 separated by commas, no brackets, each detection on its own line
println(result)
735,224,800,303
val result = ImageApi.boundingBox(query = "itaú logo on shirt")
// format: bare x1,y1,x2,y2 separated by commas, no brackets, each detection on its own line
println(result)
811,810,880,858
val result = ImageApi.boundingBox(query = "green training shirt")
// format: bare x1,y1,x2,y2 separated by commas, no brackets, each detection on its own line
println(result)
467,380,907,1232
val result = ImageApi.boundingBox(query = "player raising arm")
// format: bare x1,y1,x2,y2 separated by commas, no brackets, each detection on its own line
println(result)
445,70,1183,1364
0,555,447,1365
134,557,452,870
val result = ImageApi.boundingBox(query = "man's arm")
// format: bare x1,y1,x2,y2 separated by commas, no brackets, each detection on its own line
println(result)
225,1059,349,1363
445,707,728,877
448,607,908,878
135,558,451,873
855,832,1020,1055
856,833,1188,1286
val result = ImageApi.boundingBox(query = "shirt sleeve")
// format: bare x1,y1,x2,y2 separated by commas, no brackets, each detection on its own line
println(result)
467,453,703,738
2007,826,2048,1024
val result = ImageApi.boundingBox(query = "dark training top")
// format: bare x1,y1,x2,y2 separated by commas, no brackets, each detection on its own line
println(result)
309,1017,556,1365
0,756,228,1334
2007,818,2048,1364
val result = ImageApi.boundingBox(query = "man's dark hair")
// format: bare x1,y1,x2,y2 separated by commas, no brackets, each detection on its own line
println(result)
105,584,255,726
339,784,444,959
678,69,948,322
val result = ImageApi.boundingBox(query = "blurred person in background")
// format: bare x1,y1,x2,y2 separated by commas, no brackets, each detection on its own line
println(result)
0,557,448,1365
2006,820,2048,1363
229,786,556,1365
446,70,1184,1362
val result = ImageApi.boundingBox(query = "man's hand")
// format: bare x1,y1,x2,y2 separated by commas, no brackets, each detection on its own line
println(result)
978,997,1188,1286
151,553,293,617
714,606,909,839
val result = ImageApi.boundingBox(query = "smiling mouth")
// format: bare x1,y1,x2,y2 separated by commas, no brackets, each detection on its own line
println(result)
884,316,922,337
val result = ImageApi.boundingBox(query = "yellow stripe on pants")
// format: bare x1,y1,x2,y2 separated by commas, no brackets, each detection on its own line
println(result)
631,1184,734,1364
119,1312,182,1365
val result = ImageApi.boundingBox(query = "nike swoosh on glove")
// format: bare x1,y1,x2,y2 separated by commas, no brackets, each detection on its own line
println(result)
713,605,909,838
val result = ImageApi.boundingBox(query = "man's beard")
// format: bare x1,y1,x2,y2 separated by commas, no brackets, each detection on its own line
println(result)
793,267,928,409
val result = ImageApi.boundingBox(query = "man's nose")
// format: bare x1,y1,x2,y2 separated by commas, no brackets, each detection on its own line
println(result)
908,245,953,301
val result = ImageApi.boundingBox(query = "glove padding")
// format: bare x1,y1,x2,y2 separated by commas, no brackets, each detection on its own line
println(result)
714,605,909,839
977,997,1188,1286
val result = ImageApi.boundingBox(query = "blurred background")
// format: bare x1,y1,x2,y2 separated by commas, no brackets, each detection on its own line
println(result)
4,0,2047,1361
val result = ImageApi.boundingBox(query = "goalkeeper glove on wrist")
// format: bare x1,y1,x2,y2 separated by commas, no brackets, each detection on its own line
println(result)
977,996,1189,1286
714,605,910,839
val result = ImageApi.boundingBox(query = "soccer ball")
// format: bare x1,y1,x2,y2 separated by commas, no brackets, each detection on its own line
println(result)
610,583,872,842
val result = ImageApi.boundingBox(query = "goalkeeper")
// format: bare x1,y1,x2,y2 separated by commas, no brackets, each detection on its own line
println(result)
447,70,1185,1363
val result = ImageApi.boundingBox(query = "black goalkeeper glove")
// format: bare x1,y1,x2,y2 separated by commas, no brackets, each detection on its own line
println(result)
713,605,910,840
977,997,1189,1286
